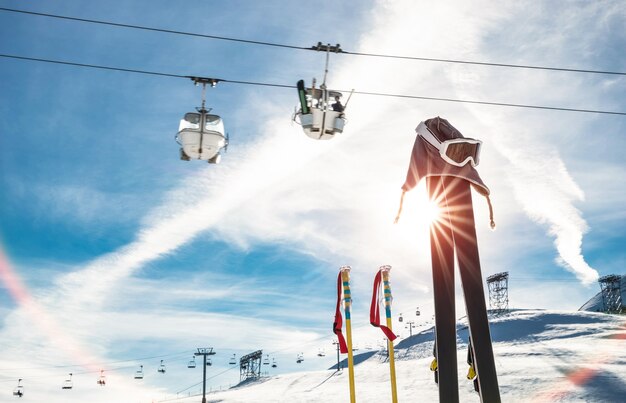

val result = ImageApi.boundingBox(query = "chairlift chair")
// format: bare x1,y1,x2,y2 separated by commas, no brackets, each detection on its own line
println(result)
416,307,421,316
97,370,106,386
175,77,228,163
229,354,236,365
399,314,404,323
207,358,212,366
263,355,270,365
13,379,24,397
134,365,144,380
61,373,73,390
158,360,166,374
317,349,325,357
188,357,196,369
296,353,304,364
271,359,277,368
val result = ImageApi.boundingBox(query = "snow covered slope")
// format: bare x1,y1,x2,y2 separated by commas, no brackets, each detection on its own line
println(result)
185,310,626,403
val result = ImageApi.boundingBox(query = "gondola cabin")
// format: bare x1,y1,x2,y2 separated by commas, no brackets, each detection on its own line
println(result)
295,80,346,140
176,111,227,163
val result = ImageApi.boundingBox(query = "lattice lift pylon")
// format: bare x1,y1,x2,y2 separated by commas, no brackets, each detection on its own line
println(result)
486,272,509,315
598,274,623,314
240,350,263,383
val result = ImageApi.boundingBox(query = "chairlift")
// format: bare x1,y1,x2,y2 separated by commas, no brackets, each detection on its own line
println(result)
317,349,325,357
416,307,421,316
97,370,106,386
134,365,144,380
271,358,277,368
13,379,24,397
175,77,228,163
293,43,351,140
263,355,270,365
296,353,304,364
229,354,236,365
61,373,73,390
188,356,196,369
399,313,404,323
157,359,166,374
207,358,212,366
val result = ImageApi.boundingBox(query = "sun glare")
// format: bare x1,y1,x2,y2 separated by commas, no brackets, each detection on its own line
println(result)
423,200,441,224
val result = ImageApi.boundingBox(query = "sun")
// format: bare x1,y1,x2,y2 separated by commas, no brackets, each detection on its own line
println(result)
422,200,441,224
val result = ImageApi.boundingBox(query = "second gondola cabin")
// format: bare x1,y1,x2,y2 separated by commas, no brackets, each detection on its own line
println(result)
294,79,346,140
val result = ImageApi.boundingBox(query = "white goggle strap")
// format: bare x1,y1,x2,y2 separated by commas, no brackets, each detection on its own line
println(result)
415,121,442,150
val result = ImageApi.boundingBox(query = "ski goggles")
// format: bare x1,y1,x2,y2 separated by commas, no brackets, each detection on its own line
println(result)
416,121,482,167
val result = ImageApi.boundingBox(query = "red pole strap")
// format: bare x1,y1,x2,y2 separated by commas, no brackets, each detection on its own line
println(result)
370,270,397,341
333,272,348,354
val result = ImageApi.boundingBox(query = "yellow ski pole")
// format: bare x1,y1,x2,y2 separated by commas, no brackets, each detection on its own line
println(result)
341,265,357,403
381,265,399,403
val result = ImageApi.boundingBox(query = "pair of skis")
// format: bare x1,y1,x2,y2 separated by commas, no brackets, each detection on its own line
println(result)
427,176,500,402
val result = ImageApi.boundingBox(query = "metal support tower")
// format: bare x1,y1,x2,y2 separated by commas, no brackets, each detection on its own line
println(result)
239,350,263,383
405,320,416,337
332,340,341,371
598,274,623,314
486,272,509,315
194,348,216,403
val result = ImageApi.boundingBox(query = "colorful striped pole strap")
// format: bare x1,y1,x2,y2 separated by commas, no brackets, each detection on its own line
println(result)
333,272,348,354
370,270,398,341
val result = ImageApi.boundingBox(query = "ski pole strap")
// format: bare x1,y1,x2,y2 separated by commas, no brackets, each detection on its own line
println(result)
369,270,397,341
333,272,348,354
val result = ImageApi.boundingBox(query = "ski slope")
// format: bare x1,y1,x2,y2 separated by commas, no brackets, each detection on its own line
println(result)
173,310,626,403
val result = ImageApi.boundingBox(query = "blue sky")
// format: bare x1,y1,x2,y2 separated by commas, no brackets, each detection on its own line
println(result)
1,0,625,401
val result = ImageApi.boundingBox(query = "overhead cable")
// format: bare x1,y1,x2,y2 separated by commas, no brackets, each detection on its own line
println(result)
1,6,625,77
342,50,626,76
1,53,624,116
0,7,307,51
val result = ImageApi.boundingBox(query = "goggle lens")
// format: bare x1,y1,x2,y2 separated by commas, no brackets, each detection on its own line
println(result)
444,142,480,166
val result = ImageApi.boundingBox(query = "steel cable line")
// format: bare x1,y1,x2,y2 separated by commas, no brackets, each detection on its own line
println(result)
0,7,308,51
0,350,191,372
1,53,624,116
342,49,626,76
1,6,625,77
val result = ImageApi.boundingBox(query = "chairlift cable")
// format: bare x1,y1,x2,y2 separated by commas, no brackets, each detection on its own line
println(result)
1,6,624,77
0,349,191,372
342,50,626,76
0,7,307,52
1,53,624,116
